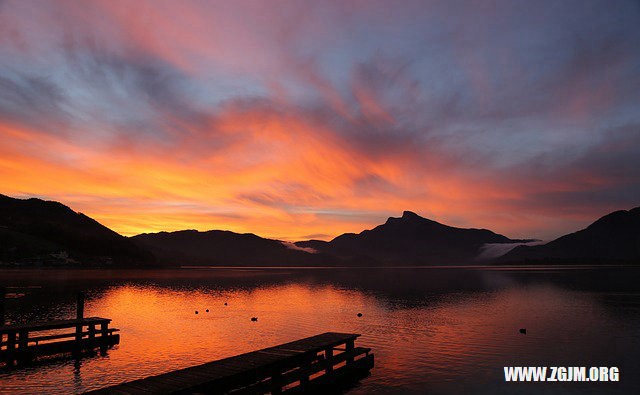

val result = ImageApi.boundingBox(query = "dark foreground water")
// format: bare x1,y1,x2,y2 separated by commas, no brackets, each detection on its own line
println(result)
1,266,639,394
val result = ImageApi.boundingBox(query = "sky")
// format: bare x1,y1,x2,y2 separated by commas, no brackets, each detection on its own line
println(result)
1,0,639,241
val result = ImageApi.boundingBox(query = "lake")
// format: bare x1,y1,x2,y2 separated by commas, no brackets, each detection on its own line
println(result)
1,266,639,394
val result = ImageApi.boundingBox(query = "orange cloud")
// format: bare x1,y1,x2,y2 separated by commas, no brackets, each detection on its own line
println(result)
1,0,639,242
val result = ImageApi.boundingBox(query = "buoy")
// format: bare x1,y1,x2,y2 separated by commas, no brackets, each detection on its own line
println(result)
519,328,526,334
224,302,228,306
206,309,209,313
195,311,199,314
357,313,363,317
251,317,258,321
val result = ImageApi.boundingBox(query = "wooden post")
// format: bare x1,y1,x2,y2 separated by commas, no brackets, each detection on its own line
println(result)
300,356,310,387
99,322,109,354
17,329,28,362
345,339,355,366
75,292,84,345
6,331,16,363
0,287,5,349
76,292,85,320
88,324,96,344
325,347,333,375
271,370,283,395
18,330,28,349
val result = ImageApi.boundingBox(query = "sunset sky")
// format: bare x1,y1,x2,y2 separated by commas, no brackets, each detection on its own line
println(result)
1,0,639,241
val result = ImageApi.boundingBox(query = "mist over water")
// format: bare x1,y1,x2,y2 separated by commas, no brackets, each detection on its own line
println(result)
1,267,639,394
477,241,547,260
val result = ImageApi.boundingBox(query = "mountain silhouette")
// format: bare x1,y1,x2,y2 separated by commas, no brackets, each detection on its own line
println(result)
2,193,638,267
499,207,640,264
0,194,154,266
295,211,528,265
131,230,341,266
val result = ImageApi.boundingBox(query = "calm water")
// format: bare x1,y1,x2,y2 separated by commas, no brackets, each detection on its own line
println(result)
1,267,640,394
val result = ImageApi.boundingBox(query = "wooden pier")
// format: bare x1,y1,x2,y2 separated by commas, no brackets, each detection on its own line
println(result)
0,291,120,365
86,332,374,394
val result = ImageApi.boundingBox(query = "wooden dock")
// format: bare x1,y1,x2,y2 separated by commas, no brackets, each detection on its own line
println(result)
86,332,374,394
1,291,120,365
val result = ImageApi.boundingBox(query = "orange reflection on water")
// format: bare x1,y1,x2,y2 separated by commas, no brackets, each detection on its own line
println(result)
77,281,372,389
0,268,638,394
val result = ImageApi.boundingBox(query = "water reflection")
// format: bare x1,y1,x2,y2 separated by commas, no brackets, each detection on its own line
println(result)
1,267,639,394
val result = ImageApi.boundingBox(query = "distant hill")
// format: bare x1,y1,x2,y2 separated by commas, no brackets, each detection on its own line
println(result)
131,230,341,266
0,194,154,266
295,211,527,265
499,207,640,264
